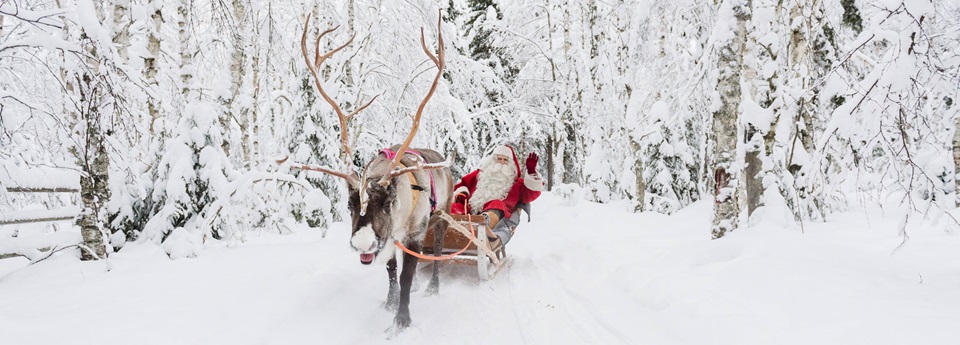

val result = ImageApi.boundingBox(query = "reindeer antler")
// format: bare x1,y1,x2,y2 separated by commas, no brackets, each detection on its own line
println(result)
383,154,455,180
377,13,445,186
276,156,361,183
296,14,379,188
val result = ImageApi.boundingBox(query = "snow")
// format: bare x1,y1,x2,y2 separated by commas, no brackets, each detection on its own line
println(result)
0,33,83,54
74,0,111,48
0,206,80,225
740,97,773,133
2,192,959,344
0,224,79,261
3,1,960,342
0,164,80,191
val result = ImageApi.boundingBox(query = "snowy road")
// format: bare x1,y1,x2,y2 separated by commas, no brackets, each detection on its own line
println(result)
2,193,960,344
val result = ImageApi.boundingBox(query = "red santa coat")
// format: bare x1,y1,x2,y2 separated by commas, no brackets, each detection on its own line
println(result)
450,146,544,219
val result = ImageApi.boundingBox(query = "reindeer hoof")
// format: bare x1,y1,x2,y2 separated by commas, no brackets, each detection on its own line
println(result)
425,279,440,295
384,322,419,338
393,312,411,329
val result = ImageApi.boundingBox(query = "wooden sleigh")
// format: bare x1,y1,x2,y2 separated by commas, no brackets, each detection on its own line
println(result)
421,204,528,281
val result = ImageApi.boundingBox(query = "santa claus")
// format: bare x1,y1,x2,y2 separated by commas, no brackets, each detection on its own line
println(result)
451,144,545,245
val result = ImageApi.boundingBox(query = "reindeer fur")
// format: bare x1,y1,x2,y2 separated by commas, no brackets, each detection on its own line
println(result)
346,145,453,329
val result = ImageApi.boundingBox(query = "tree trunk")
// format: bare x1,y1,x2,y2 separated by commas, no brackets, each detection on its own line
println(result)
562,108,580,184
954,116,960,206
56,0,72,98
560,1,581,185
744,1,782,219
77,93,111,260
632,140,645,212
267,3,276,146
145,3,162,134
231,0,247,161
711,0,751,239
744,125,762,217
251,18,261,164
112,0,130,63
789,0,836,219
546,133,554,190
73,1,110,260
178,0,193,98
544,1,556,191
343,0,355,88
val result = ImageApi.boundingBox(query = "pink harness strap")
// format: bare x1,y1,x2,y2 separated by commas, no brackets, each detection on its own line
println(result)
380,148,422,160
380,148,437,211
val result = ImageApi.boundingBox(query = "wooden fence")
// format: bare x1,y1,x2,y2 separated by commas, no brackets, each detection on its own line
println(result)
1,186,80,226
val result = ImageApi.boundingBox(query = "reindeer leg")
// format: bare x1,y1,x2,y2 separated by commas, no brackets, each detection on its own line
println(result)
394,240,420,329
425,218,446,295
384,257,400,311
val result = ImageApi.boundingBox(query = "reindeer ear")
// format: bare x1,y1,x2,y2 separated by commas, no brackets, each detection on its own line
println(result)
347,181,359,193
349,172,361,189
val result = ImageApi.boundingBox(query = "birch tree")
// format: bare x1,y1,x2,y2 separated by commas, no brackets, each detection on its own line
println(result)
66,0,118,260
228,0,248,162
111,0,129,62
955,115,960,207
145,2,162,133
740,0,773,219
558,1,584,185
711,0,751,239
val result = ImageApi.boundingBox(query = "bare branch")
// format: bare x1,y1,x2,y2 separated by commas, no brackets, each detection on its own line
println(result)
0,1,64,30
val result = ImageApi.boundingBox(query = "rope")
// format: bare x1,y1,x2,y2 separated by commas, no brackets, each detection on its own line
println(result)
394,199,476,261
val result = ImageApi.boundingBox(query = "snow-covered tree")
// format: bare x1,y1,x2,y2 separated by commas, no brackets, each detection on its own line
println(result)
5,0,960,260
710,0,751,239
140,0,235,258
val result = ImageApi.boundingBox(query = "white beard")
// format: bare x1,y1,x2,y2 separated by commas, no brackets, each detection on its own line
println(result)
469,159,516,214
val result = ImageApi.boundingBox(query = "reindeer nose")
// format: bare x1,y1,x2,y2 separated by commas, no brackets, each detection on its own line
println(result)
351,243,374,253
351,241,375,251
351,228,379,253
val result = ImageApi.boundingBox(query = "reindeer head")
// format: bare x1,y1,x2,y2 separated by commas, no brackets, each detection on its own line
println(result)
346,173,398,264
293,14,445,265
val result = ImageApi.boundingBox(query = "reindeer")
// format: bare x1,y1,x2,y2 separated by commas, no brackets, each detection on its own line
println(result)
288,14,453,330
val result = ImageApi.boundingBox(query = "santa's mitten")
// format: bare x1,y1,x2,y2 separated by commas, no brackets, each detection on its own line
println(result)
525,152,539,175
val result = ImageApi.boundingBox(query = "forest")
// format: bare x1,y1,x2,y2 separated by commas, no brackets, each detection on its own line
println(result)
1,0,958,260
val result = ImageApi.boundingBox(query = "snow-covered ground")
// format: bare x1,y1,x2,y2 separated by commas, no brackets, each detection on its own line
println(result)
2,192,959,345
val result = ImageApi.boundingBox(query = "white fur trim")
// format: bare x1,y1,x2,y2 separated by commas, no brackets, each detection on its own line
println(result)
492,145,512,158
469,166,515,214
454,186,469,196
523,173,545,192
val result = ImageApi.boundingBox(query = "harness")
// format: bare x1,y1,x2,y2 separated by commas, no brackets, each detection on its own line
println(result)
381,148,469,261
380,148,437,212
